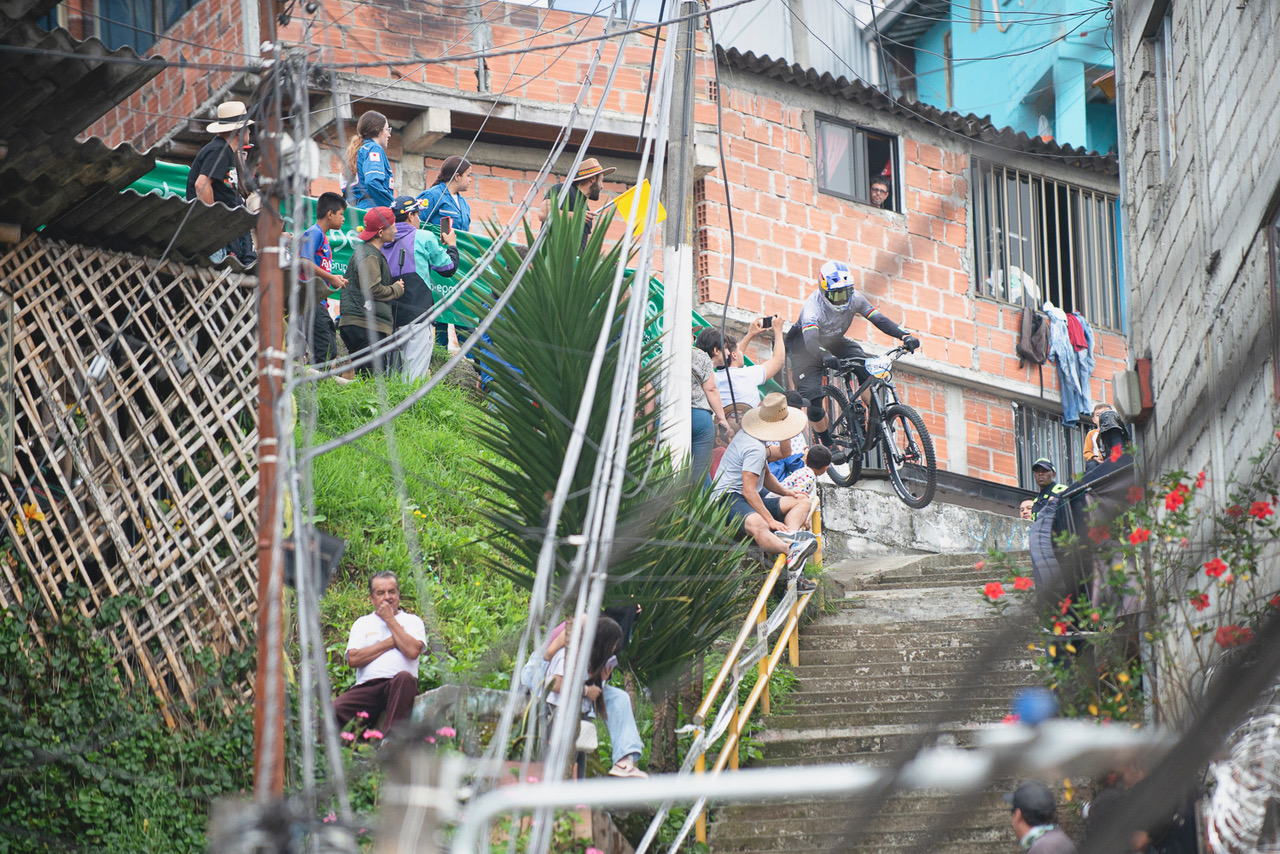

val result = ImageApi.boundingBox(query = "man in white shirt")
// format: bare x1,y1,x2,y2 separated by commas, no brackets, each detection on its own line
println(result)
333,571,427,733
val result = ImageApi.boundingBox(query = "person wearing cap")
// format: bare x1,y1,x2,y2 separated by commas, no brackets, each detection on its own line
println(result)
710,392,819,588
339,206,405,376
1007,780,1077,853
786,260,920,453
1029,457,1065,521
539,157,616,253
383,196,459,330
186,100,256,266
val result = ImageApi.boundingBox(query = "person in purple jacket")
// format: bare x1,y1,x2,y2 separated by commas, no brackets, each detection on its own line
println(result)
382,196,459,333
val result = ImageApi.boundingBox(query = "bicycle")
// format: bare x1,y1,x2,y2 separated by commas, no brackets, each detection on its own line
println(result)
816,346,937,509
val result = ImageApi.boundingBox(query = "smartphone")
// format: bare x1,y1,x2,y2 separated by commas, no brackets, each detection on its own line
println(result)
762,315,774,328
440,216,452,235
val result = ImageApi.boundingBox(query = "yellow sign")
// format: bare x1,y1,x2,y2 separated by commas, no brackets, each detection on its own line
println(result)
610,180,667,239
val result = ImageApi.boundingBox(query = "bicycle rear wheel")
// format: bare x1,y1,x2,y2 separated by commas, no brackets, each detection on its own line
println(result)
880,403,936,508
818,385,862,487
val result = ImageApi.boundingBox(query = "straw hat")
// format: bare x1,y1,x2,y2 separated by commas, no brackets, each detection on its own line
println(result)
208,100,254,133
740,392,808,442
571,157,616,182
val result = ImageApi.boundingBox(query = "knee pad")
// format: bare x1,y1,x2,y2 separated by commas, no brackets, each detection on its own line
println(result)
807,405,825,423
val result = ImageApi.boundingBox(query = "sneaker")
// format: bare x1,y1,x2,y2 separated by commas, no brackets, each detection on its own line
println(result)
608,758,649,779
785,536,818,573
794,576,817,593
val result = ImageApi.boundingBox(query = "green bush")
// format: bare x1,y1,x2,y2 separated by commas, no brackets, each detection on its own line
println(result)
0,584,255,853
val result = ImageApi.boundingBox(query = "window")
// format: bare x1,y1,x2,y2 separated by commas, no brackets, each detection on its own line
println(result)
97,0,201,52
1152,9,1176,173
1270,207,1280,400
814,115,899,212
972,160,1123,330
1014,403,1083,491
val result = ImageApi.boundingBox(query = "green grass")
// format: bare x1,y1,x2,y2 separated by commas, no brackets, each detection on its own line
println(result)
304,372,530,692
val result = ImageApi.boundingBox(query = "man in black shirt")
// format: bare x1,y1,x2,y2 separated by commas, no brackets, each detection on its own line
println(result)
186,100,256,268
539,156,615,252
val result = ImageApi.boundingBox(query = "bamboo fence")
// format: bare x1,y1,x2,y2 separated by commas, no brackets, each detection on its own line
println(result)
0,234,259,720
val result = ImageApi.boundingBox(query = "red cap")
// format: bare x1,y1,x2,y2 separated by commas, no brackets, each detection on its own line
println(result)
358,206,395,241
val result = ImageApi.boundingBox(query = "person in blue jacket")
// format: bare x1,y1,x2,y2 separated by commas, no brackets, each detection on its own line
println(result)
345,111,395,209
417,155,472,232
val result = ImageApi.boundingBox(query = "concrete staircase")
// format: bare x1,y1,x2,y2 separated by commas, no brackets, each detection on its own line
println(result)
708,551,1041,854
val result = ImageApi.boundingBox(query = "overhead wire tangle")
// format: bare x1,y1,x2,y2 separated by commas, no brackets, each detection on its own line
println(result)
869,7,1105,65
875,0,1111,27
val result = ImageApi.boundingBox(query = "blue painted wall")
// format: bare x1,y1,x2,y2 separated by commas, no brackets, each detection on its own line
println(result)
898,0,1116,153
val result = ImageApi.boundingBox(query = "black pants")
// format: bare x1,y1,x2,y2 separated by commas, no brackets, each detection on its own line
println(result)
307,307,339,366
790,337,869,407
340,324,402,377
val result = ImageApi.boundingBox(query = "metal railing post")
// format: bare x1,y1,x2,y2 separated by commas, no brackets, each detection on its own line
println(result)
757,601,770,716
695,752,707,843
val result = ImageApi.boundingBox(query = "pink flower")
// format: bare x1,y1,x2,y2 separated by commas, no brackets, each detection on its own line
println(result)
363,729,384,740
1128,528,1151,545
436,726,456,738
1002,713,1020,724
527,776,540,783
356,710,370,719
1013,576,1033,591
322,812,337,824
587,848,605,854
1204,558,1228,578
341,732,355,742
427,736,436,743
1196,471,1206,489
984,582,1004,600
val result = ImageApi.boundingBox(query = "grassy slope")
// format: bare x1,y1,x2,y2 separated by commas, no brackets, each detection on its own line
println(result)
307,373,529,692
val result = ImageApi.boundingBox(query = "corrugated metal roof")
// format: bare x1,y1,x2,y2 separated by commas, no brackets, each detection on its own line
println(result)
0,5,257,262
861,0,949,45
720,46,1119,174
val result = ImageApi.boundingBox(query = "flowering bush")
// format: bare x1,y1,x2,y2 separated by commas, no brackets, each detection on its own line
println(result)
982,434,1280,726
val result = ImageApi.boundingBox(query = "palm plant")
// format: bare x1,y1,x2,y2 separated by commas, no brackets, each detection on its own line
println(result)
463,205,752,702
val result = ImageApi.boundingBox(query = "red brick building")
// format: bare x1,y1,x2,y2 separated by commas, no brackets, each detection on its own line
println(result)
64,0,1127,489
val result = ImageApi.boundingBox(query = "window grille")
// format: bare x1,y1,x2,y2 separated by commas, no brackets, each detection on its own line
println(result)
972,160,1123,330
1013,402,1084,491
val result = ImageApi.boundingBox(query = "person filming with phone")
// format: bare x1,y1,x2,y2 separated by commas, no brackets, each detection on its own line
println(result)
696,315,786,420
787,260,920,453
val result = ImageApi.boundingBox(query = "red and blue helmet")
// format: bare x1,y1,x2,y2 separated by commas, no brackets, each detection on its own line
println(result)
818,260,854,306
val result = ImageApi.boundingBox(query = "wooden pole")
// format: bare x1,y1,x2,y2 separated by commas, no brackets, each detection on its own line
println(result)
252,4,287,800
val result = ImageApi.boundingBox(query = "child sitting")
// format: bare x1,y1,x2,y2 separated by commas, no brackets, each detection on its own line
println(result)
769,444,832,499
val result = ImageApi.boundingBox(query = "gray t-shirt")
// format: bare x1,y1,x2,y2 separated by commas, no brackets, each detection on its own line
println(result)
691,348,713,411
711,429,768,499
1027,827,1077,854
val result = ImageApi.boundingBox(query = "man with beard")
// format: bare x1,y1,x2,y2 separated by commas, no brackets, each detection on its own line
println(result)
540,157,616,253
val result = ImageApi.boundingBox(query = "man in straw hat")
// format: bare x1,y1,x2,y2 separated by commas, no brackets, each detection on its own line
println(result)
186,99,256,266
711,392,819,589
539,156,616,252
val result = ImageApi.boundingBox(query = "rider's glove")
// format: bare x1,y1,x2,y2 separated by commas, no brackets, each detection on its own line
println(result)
821,352,841,370
902,335,921,353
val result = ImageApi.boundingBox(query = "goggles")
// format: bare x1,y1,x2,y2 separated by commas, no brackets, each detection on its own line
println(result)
825,287,851,306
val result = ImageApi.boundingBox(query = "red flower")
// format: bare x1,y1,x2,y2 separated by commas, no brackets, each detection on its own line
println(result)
984,582,1005,600
1190,593,1210,611
1013,575,1034,591
1128,528,1151,545
1059,596,1073,616
1127,486,1145,505
1204,558,1228,578
1249,501,1274,519
974,560,986,571
1226,505,1245,518
1215,625,1254,648
1196,471,1206,489
1110,444,1124,462
1089,526,1109,544
1090,612,1101,623
1272,594,1280,609
1165,491,1186,512
1053,620,1070,635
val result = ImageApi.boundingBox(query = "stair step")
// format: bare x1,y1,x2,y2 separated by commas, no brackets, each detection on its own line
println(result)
705,843,1010,854
790,659,1037,681
715,790,1011,823
758,728,982,758
765,706,1010,729
798,626,1019,647
795,646,1029,666
708,824,1011,852
787,687,1029,706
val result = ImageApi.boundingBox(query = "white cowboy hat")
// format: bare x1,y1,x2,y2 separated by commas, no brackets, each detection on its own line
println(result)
740,392,808,442
208,100,254,133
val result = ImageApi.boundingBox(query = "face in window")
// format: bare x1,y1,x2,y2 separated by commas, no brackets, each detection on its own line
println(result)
870,181,890,209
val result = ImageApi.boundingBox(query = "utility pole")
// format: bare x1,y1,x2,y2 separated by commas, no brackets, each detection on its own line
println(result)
252,0,287,801
659,0,700,462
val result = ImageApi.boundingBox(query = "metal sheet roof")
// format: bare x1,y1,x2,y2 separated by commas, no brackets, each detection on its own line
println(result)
0,5,257,262
720,47,1118,173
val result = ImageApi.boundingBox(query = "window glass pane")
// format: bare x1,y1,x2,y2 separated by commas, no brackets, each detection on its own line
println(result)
816,120,854,198
101,0,156,51
164,0,192,29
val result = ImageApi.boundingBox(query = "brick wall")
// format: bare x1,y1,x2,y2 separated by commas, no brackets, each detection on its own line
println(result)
81,0,250,151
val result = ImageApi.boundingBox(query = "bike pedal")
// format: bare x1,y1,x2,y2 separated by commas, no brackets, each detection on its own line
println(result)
830,450,848,465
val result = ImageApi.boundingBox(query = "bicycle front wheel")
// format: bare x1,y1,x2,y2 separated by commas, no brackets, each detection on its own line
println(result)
818,385,862,487
880,403,936,508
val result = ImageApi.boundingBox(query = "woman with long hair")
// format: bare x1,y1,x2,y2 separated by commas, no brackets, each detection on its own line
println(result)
345,111,395,209
417,155,472,232
418,156,475,347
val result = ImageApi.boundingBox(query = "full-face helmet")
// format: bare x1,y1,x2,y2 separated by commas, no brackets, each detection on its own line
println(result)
818,260,854,306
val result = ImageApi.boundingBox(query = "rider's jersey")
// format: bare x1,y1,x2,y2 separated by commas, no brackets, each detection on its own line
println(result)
794,289,876,353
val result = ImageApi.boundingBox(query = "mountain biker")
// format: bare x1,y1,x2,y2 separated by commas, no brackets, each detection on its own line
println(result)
786,260,920,449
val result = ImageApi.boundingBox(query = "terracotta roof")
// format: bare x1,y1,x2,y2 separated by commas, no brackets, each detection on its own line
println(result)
718,46,1119,175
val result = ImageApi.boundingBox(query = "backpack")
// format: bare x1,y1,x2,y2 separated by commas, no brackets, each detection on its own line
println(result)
1015,289,1051,392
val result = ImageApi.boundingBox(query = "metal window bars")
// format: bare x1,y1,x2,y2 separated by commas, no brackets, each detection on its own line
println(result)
973,160,1120,330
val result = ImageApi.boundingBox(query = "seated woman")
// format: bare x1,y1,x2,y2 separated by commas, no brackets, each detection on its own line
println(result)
544,617,648,779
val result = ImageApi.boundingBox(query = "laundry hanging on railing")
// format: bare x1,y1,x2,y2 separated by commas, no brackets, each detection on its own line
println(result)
1045,302,1095,426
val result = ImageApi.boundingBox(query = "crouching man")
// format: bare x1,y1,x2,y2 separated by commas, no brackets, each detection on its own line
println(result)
711,392,818,589
334,571,427,734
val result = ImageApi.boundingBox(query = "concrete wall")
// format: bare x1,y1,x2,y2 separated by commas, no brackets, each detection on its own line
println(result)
1116,0,1280,498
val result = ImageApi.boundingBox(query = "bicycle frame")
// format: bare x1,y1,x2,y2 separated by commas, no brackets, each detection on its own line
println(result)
824,347,909,452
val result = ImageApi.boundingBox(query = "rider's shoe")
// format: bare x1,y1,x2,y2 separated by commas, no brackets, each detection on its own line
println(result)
830,449,848,465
